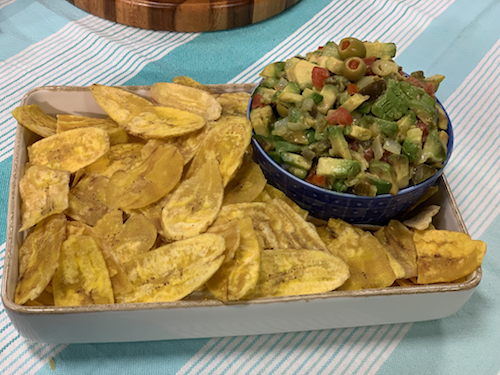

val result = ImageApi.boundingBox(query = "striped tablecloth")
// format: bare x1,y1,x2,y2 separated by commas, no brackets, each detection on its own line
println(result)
1,0,499,374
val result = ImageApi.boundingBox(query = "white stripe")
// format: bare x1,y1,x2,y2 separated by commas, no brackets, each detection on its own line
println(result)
366,323,412,375
211,335,263,375
196,336,246,375
12,343,66,375
176,337,226,375
0,0,16,10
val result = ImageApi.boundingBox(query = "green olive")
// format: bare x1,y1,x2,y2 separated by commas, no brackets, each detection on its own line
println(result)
341,57,367,81
338,37,366,60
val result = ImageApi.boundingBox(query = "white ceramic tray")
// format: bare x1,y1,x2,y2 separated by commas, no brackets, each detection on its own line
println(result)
2,85,481,344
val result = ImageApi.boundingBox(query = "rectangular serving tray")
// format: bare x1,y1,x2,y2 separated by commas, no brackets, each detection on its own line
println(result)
1,85,481,344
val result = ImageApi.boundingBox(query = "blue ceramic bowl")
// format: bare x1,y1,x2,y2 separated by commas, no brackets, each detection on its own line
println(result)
248,91,454,225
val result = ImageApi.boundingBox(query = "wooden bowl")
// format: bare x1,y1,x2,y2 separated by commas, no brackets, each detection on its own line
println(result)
67,0,301,32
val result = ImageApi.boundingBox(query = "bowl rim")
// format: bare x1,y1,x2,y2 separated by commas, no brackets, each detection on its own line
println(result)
247,82,454,201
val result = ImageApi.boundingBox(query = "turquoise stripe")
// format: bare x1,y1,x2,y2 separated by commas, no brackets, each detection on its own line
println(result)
124,0,333,86
0,158,12,245
0,1,88,59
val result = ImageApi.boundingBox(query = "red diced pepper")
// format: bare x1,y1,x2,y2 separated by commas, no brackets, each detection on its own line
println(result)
327,107,353,125
312,66,331,89
251,93,265,109
347,83,358,95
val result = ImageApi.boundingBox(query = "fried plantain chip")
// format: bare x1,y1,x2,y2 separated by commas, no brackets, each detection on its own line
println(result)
324,218,397,290
207,220,241,263
161,158,223,240
117,233,226,303
106,144,184,210
206,218,261,302
24,286,54,306
403,205,441,230
56,114,128,145
375,220,418,279
85,143,144,178
254,184,309,220
414,230,486,284
150,82,222,121
215,92,251,116
65,173,111,226
12,104,57,138
53,234,114,306
19,165,70,232
265,198,329,252
15,214,67,305
162,124,212,165
245,249,349,299
185,115,252,187
223,154,267,205
172,76,216,94
28,127,110,173
127,192,173,238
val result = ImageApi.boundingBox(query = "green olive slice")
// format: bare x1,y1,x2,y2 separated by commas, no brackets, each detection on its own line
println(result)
338,38,367,60
341,57,367,82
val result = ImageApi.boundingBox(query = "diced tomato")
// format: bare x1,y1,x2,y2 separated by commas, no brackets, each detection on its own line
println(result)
312,66,330,89
327,108,353,125
347,83,358,95
424,81,436,98
251,93,265,109
318,46,324,50
381,150,392,163
416,121,429,142
364,147,374,162
362,56,378,67
305,167,326,187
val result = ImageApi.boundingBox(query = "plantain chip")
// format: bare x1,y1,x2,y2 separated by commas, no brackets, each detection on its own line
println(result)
324,218,397,290
265,198,329,252
12,104,57,138
207,220,241,263
53,234,114,306
172,76,216,94
162,124,212,165
254,184,309,220
56,114,128,145
19,165,70,232
117,233,226,303
414,230,486,284
89,84,152,124
106,144,184,210
215,92,251,116
223,154,267,205
93,210,157,264
245,249,349,299
65,173,111,226
24,285,54,307
28,127,110,173
185,115,252,187
206,218,261,302
150,82,222,121
403,205,441,231
15,214,67,305
375,220,418,279
85,142,144,178
161,158,223,240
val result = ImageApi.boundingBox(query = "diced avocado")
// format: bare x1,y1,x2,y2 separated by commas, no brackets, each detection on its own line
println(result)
399,81,436,106
281,152,313,170
425,74,445,92
388,154,410,189
327,126,351,160
279,92,304,106
412,164,438,185
260,77,280,89
276,102,289,117
371,79,408,121
401,127,423,162
317,84,338,114
321,41,341,58
260,62,285,78
352,181,378,196
325,56,344,75
289,166,308,179
288,107,303,123
253,86,276,104
356,101,371,115
268,151,282,164
307,53,329,68
287,107,310,131
331,179,349,193
316,157,361,180
302,88,323,104
304,129,316,144
364,115,399,138
365,173,393,195
250,105,274,136
283,82,301,94
396,111,418,142
337,91,350,107
340,93,370,112
363,41,397,58
344,125,372,141
408,100,438,128
369,160,399,195
275,140,305,154
437,104,448,130
286,59,317,90
422,132,447,163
